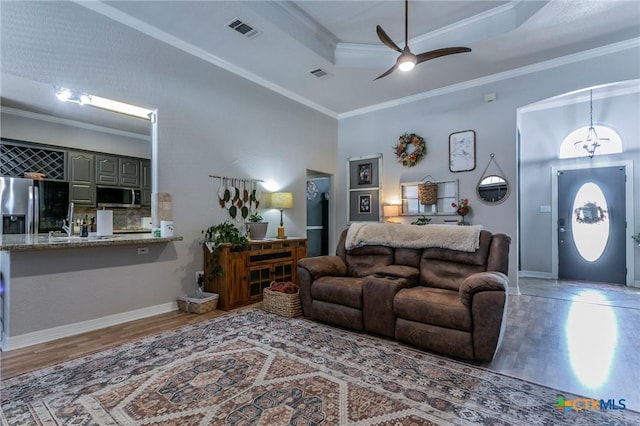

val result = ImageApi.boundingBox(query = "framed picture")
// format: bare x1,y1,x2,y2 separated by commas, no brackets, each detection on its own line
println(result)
358,194,372,214
347,154,382,222
449,130,476,172
358,163,372,185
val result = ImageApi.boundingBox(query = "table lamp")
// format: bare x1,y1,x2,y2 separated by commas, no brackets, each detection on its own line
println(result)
271,192,293,239
383,205,400,223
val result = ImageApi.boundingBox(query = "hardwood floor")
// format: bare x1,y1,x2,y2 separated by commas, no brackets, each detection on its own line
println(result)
0,308,229,378
2,281,639,411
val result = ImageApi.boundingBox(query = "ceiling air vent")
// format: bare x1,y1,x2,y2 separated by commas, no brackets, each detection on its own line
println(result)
310,68,333,80
227,18,261,39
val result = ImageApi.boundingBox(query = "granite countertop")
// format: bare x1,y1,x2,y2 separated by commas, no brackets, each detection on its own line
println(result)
0,233,182,251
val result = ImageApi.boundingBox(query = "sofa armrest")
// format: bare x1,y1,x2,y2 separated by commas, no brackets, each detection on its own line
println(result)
459,271,508,307
363,275,408,337
297,256,348,279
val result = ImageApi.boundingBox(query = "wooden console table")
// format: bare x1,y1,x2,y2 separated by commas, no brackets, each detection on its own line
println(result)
203,238,307,310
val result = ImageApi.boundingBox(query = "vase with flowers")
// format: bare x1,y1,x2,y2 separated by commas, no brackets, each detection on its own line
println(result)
451,198,471,225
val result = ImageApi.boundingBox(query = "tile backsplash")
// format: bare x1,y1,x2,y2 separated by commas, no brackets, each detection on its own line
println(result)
74,206,152,230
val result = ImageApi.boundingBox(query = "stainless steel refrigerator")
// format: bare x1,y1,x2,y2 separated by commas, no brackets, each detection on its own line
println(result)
0,177,70,235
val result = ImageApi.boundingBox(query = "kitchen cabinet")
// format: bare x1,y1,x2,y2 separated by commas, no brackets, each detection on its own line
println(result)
68,151,95,206
96,155,118,186
96,155,141,187
203,238,307,310
141,160,151,206
120,158,140,187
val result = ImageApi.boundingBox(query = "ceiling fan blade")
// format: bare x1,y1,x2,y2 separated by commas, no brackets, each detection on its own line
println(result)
376,25,402,53
374,63,399,80
416,47,471,64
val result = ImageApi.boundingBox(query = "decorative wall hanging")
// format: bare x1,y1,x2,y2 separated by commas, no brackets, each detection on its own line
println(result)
306,180,318,200
209,175,263,220
358,163,373,185
418,175,437,205
476,153,509,205
449,130,476,172
393,133,425,167
575,201,607,224
358,194,372,214
347,154,382,223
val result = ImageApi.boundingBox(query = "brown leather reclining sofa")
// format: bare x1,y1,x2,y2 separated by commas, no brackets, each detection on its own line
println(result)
297,226,511,362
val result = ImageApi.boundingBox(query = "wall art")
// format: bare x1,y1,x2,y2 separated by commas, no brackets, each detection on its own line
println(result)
449,130,476,172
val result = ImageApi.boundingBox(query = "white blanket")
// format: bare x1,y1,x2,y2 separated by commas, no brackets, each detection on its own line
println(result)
345,222,483,252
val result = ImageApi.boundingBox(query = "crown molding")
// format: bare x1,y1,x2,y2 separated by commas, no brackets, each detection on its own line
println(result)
335,1,547,67
74,1,338,119
339,38,640,119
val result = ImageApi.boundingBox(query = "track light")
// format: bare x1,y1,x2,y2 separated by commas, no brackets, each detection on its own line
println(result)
54,87,153,120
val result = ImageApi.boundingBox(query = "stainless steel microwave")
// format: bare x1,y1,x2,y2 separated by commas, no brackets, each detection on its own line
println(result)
97,186,141,208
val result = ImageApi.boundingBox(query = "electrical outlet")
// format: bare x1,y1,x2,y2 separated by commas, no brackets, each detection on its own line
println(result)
195,270,204,285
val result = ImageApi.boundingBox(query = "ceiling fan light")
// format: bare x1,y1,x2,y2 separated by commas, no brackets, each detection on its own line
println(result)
397,52,417,72
398,60,415,72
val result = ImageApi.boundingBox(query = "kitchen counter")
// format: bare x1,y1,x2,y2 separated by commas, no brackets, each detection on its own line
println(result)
0,231,184,351
0,233,182,251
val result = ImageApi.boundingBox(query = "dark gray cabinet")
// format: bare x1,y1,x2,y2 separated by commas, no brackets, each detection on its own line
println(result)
96,155,141,187
120,158,141,187
69,151,96,206
96,155,118,186
141,160,151,206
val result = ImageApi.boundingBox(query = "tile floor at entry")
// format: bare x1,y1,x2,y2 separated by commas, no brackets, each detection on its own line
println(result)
488,278,640,412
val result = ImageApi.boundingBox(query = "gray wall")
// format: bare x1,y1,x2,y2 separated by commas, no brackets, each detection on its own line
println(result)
337,47,640,290
1,1,338,339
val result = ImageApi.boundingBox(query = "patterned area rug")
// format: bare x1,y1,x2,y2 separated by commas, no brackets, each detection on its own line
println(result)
2,309,638,425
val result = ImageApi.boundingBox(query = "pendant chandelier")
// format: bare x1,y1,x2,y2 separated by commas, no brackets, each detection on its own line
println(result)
574,90,609,158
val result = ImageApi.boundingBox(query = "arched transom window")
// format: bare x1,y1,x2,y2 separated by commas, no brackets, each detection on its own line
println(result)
559,125,623,159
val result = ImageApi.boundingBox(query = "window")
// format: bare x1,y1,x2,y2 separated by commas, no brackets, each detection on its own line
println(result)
559,125,622,159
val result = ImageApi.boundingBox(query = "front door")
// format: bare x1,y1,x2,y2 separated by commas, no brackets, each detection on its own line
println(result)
557,166,626,284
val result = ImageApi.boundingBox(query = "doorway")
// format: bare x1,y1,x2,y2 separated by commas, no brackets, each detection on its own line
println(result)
557,166,626,284
305,175,330,257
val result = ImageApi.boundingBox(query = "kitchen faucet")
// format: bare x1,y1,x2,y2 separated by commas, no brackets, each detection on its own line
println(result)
61,202,74,236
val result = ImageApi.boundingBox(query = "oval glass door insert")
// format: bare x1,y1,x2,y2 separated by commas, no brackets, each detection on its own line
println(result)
572,183,609,262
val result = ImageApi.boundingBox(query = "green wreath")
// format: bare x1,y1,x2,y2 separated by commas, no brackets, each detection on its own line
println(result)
575,202,606,224
393,133,426,167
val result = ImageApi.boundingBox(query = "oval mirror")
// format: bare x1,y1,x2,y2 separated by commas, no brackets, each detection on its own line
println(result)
477,175,509,205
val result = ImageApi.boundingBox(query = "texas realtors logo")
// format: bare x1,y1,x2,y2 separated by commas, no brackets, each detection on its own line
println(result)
555,396,626,413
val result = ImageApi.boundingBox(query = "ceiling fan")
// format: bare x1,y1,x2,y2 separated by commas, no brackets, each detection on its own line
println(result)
375,0,471,80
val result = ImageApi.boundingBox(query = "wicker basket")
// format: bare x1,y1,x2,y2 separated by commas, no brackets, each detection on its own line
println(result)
177,292,219,314
263,282,302,318
418,182,437,205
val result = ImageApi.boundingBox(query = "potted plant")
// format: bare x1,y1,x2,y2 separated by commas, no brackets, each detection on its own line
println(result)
202,221,249,248
411,215,432,225
246,211,268,240
202,221,249,278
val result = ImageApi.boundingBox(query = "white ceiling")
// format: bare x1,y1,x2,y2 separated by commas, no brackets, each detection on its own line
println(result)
1,0,639,132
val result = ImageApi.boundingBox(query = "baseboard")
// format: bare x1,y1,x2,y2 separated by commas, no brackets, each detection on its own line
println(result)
3,302,178,351
518,271,554,279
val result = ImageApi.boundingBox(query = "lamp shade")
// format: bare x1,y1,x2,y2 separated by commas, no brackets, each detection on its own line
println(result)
383,205,400,217
271,192,293,209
